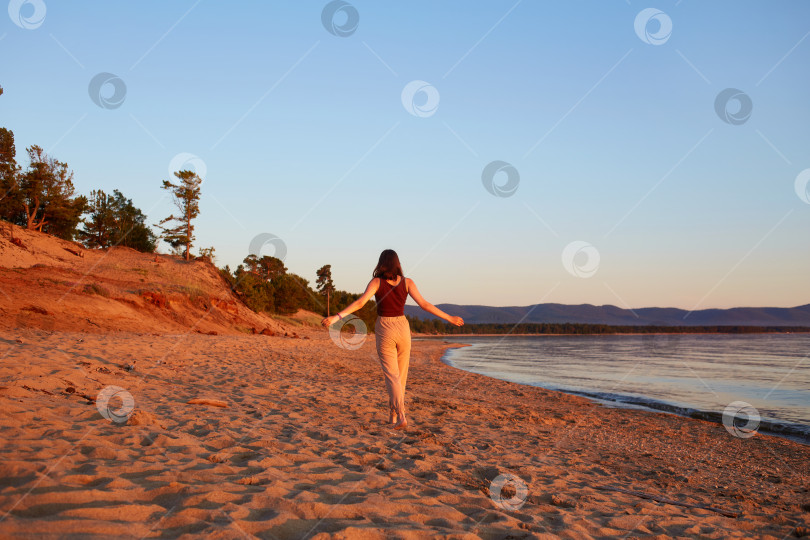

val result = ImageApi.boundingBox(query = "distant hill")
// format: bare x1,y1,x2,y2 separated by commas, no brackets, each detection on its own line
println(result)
404,302,810,327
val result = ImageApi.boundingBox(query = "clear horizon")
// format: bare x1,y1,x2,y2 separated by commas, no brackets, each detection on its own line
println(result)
3,1,809,310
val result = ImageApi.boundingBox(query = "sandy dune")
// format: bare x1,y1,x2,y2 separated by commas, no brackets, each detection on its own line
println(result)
0,326,808,539
0,223,289,336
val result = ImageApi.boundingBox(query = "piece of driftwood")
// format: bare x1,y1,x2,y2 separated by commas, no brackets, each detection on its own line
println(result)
187,398,228,408
596,485,739,518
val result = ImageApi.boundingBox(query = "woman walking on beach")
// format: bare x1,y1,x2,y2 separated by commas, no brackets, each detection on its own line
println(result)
321,249,464,430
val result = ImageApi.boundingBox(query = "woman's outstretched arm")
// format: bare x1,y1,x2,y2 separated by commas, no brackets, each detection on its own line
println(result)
321,278,380,327
406,279,464,326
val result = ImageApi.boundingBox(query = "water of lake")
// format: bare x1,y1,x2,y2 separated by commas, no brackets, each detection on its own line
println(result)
435,334,810,443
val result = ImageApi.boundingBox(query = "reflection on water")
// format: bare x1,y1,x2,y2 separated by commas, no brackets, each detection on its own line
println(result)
440,334,810,442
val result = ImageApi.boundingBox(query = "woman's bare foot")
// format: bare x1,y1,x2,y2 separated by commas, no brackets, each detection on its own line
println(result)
393,417,408,430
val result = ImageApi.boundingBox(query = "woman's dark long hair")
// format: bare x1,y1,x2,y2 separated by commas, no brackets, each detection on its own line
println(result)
373,249,404,281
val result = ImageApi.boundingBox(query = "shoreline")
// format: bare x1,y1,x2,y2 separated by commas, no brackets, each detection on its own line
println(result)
436,336,810,447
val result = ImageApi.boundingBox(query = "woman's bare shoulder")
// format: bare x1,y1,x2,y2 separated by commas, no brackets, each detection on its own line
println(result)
362,278,379,296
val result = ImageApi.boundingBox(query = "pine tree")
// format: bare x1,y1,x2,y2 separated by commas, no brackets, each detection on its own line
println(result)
0,86,21,239
243,254,287,281
79,190,116,248
0,128,20,226
156,170,201,261
111,190,156,252
316,264,335,316
78,189,157,252
16,146,86,239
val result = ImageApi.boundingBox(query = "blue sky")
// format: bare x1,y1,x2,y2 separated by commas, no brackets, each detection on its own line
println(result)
2,1,809,309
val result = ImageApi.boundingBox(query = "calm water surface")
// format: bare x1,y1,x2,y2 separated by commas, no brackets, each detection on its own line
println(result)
436,334,810,442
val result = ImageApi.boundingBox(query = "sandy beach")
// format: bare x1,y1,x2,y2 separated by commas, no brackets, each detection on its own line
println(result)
1,325,808,539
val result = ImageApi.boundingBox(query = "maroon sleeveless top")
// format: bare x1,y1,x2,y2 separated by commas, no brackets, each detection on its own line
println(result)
375,277,407,316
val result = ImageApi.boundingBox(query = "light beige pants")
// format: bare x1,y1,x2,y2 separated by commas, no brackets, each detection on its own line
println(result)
374,315,412,418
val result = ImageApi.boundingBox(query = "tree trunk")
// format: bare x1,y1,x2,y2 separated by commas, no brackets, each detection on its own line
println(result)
25,203,34,229
27,215,45,231
327,289,330,316
185,215,191,261
25,198,44,230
